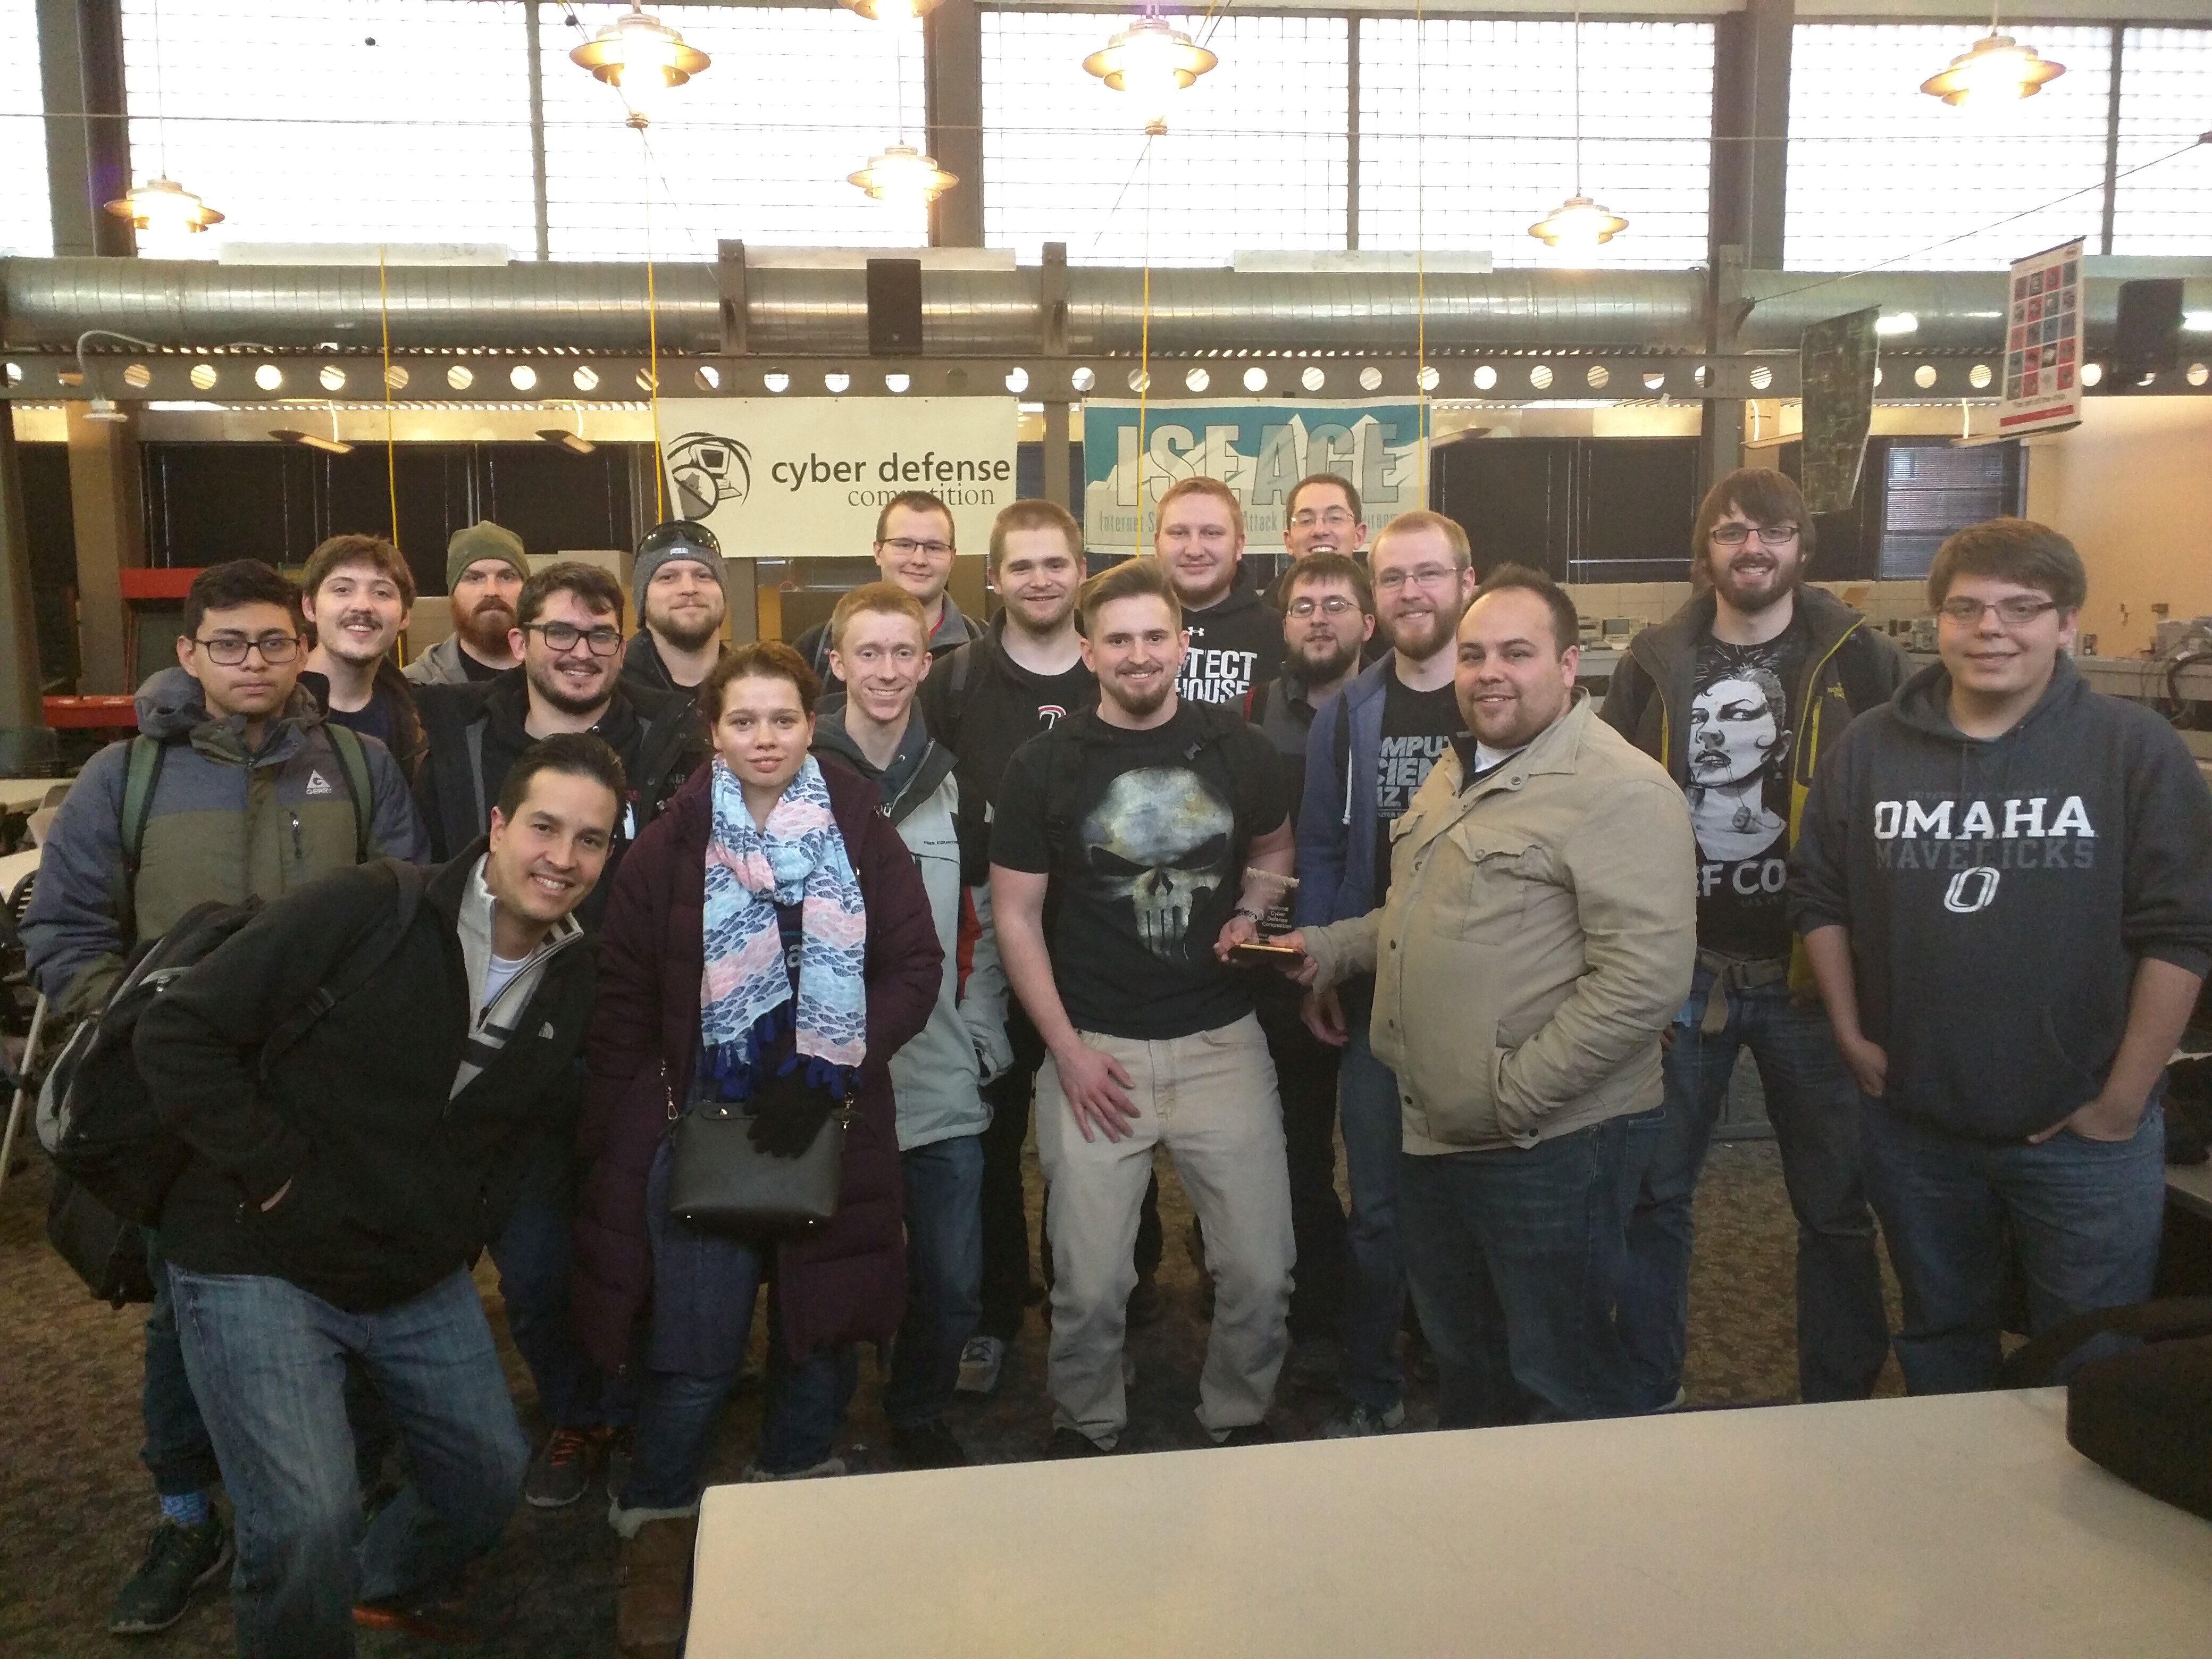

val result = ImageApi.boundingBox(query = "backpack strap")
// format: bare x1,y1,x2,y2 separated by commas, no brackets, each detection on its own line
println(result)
115,736,169,946
943,638,974,732
322,723,377,862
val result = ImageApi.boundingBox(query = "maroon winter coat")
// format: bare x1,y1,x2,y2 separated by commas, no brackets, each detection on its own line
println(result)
571,757,942,1372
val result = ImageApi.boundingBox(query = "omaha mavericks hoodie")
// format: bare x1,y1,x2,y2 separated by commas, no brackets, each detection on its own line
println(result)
1790,656,2212,1142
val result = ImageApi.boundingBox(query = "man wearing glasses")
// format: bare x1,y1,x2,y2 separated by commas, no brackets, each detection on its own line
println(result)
1293,510,1479,1439
795,490,984,697
1601,467,1904,1412
24,557,425,1636
1283,474,1368,562
1794,518,2212,1393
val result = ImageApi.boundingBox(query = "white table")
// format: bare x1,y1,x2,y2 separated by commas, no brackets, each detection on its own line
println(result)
0,777,66,816
0,844,38,906
689,1390,2212,1657
2169,1160,2212,1223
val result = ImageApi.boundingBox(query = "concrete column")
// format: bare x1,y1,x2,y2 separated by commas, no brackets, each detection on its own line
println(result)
65,402,146,694
0,417,47,753
924,0,985,248
38,0,136,258
1704,0,1792,497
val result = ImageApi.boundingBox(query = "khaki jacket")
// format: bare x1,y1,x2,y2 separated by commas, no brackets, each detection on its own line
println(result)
1304,695,1696,1155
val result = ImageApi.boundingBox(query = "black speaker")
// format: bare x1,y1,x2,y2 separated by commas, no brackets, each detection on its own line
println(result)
866,258,924,357
2112,279,2185,387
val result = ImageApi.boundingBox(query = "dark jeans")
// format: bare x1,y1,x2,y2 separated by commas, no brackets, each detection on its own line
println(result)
1398,1107,1665,1427
487,1145,632,1431
1619,976,1888,1406
143,1242,224,1497
886,1134,985,1430
1257,990,1347,1345
169,1267,529,1659
1337,979,1407,1411
1863,1098,2166,1395
621,1239,845,1509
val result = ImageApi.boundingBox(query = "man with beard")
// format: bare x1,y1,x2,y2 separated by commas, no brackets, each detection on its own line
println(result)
406,522,529,686
1601,467,1905,1410
1153,477,1280,708
1244,554,1375,1380
1293,510,1477,1439
300,533,425,779
413,564,708,1507
622,520,728,698
920,500,1107,1396
992,557,1295,1455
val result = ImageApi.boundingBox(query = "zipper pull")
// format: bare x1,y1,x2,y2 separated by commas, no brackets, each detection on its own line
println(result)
289,810,304,864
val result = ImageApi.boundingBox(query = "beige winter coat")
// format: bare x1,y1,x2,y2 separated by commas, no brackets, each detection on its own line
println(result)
1304,694,1696,1155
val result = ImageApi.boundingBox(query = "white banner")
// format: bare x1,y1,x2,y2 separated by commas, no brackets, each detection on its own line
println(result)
654,397,1020,558
1998,239,2084,437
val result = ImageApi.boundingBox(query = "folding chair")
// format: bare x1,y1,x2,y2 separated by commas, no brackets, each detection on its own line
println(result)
0,870,45,1203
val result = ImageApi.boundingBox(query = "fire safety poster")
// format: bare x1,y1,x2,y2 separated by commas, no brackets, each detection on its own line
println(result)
1998,238,2083,436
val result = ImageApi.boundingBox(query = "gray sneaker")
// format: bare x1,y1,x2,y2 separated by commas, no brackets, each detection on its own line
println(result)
1319,1400,1407,1439
524,1427,598,1509
108,1514,232,1635
740,1456,847,1482
955,1335,1007,1396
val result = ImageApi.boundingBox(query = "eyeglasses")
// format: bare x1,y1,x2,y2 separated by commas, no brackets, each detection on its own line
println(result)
1710,523,1800,547
192,633,301,666
1936,596,2059,627
1287,596,1361,619
527,621,624,656
1374,564,1462,593
1289,509,1356,530
880,537,954,558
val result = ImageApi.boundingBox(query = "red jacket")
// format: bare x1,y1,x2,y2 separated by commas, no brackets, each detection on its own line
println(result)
571,758,942,1370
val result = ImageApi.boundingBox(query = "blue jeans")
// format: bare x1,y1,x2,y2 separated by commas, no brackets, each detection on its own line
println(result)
1863,1099,2167,1395
1336,979,1407,1413
621,1236,847,1510
142,1243,223,1496
1619,976,1888,1406
487,1147,632,1431
1397,1108,1665,1427
168,1267,529,1659
886,1134,984,1431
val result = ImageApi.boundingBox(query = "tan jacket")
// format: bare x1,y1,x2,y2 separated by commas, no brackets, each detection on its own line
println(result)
1304,695,1695,1155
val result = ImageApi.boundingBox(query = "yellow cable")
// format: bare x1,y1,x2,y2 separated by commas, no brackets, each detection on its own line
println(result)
378,245,398,542
1134,136,1152,565
1414,0,1428,503
643,131,665,524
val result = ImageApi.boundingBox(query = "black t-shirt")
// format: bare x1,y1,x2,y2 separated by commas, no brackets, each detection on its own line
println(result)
1176,591,1281,709
457,647,504,684
1687,619,1809,958
324,684,396,747
921,633,1097,808
1372,672,1464,900
992,703,1287,1041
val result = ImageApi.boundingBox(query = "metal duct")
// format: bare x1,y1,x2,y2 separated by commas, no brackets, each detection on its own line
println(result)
1737,269,2212,354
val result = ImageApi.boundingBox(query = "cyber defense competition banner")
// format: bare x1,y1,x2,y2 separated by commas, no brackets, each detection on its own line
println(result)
1081,398,1427,556
655,397,1019,558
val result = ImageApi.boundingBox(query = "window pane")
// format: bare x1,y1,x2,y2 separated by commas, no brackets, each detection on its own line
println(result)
983,11,1347,266
542,5,926,259
120,0,536,257
1787,24,2114,271
1359,19,1714,269
2112,27,2212,256
2,0,49,256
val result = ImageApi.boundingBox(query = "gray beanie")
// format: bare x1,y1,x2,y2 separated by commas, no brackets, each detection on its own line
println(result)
446,521,530,591
632,521,725,612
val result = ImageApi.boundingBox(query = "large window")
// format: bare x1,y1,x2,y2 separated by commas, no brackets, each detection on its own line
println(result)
983,10,1348,265
1358,18,1714,269
1787,24,2116,271
119,0,537,257
2,0,49,256
2112,27,2212,256
541,4,926,259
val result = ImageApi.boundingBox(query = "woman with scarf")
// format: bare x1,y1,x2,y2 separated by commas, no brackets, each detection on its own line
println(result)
571,641,941,1649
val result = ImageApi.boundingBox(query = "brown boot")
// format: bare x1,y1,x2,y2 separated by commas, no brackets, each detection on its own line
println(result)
615,1515,697,1659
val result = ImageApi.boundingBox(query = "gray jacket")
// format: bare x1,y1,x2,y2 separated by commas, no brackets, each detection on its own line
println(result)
403,635,488,688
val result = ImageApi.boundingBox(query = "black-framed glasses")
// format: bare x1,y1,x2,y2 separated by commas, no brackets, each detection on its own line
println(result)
192,633,301,666
1287,596,1361,618
1937,596,2059,627
880,536,954,558
1710,523,1800,547
527,621,623,656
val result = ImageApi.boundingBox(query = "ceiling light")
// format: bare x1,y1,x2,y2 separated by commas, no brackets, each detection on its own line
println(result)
1875,313,1920,337
1920,32,2065,107
104,176,224,237
837,0,943,18
270,427,353,455
2184,311,2212,334
82,396,130,424
1083,15,1217,135
848,143,958,207
569,4,709,129
1528,195,1628,260
538,428,597,455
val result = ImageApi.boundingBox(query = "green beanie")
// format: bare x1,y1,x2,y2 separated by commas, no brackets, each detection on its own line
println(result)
445,522,530,591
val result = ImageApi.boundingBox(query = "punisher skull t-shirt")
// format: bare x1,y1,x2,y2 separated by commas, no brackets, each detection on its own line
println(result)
1688,619,1808,958
992,702,1288,1041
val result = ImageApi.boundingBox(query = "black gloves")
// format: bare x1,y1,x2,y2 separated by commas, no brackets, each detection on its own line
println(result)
746,1070,840,1158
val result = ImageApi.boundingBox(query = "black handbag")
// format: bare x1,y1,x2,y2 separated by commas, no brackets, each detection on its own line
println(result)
46,1171,156,1308
664,1063,851,1234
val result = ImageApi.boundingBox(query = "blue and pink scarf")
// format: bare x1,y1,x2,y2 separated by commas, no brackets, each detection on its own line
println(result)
700,755,866,1098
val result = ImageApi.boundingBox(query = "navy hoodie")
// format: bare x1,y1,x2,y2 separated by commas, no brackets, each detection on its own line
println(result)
1791,656,2212,1141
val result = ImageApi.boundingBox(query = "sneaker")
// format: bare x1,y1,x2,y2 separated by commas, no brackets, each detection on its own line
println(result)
525,1426,599,1509
1044,1426,1111,1459
613,1515,696,1659
1125,1271,1163,1329
955,1335,1007,1396
739,1456,847,1482
891,1420,969,1470
605,1426,635,1502
108,1514,232,1635
1210,1421,1277,1448
1283,1336,1343,1394
1320,1400,1407,1439
354,1576,517,1645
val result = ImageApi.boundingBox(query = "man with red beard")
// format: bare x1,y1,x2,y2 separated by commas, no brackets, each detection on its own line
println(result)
407,523,529,687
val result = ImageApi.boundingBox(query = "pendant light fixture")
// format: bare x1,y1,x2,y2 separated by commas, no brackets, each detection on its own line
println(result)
1920,11,2066,108
848,9,957,211
1529,10,1626,260
105,0,224,244
1083,9,1218,136
837,0,944,19
569,4,710,129
271,408,354,456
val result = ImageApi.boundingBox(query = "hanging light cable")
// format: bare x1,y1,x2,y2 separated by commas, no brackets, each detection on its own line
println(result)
106,0,224,241
1084,7,1218,136
850,13,957,212
1920,6,2066,108
569,3,710,130
1529,8,1627,261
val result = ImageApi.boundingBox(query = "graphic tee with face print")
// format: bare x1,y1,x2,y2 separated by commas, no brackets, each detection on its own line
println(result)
1688,621,1809,957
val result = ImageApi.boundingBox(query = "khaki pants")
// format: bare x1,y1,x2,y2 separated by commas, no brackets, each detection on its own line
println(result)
1036,1013,1294,1445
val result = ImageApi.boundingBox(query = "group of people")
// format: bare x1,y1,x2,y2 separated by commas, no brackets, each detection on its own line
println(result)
19,463,2211,1658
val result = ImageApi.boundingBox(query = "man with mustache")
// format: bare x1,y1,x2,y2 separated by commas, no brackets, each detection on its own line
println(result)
1601,467,1905,1412
406,522,529,686
300,533,425,779
1292,511,1478,1440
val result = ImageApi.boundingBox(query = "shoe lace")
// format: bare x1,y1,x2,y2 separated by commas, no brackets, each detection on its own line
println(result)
960,1337,994,1361
544,1427,593,1468
144,1518,210,1573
